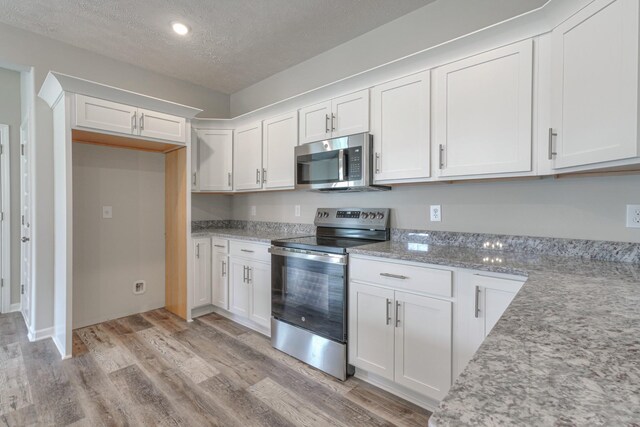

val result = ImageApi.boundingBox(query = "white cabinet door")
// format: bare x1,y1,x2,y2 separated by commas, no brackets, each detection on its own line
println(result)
248,261,271,329
394,291,452,400
263,112,298,190
299,101,331,144
229,258,250,316
192,238,212,308
212,252,229,310
371,71,430,182
348,282,395,381
331,89,370,138
480,276,522,335
138,108,186,143
75,94,136,135
434,40,533,177
191,129,199,191
551,0,639,169
198,129,233,191
234,123,263,191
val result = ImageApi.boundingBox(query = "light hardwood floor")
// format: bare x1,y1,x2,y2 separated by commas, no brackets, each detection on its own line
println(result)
0,309,431,426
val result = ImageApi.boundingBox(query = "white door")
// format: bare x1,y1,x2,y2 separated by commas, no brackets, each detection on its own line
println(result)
550,0,639,169
137,108,186,144
394,291,452,400
192,238,212,308
212,252,228,309
74,94,136,135
371,71,431,182
348,282,395,381
248,260,271,329
198,129,233,191
331,90,370,138
229,258,250,316
20,122,31,323
262,112,298,190
299,101,331,144
233,123,263,191
434,40,533,177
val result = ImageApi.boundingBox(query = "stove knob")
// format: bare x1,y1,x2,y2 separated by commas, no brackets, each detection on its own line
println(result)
323,212,329,218
368,212,376,219
376,212,385,220
361,212,369,219
317,212,323,218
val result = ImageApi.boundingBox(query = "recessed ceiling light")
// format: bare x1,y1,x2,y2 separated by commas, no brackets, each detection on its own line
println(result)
172,22,190,36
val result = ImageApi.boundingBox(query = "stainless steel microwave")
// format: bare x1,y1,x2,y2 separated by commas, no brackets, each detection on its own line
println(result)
294,133,390,192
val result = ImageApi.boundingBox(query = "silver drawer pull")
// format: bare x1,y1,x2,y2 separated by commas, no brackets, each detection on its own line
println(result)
386,299,391,325
475,285,481,318
380,272,408,280
214,244,226,248
241,249,254,253
395,301,401,327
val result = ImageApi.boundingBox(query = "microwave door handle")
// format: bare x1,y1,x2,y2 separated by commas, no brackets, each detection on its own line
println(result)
338,149,345,181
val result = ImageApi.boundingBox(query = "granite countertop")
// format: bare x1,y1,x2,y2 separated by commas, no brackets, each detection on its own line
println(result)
348,241,640,426
191,228,311,244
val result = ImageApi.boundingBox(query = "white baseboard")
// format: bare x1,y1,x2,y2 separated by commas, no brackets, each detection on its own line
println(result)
52,334,71,360
354,369,439,412
27,326,54,342
9,303,21,313
196,305,271,338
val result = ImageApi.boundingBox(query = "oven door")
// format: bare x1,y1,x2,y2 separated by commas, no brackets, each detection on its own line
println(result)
270,246,347,343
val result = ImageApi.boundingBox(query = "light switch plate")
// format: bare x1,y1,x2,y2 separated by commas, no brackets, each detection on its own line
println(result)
627,205,640,228
430,205,442,222
102,206,113,219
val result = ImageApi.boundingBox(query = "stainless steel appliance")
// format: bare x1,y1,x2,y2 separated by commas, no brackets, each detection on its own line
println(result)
269,208,390,380
294,133,390,192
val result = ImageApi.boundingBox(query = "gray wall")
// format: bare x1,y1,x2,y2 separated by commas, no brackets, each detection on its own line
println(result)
0,67,21,304
230,0,547,115
231,175,640,243
72,143,165,328
192,194,233,221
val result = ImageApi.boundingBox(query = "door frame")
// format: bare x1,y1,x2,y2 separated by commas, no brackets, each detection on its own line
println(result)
0,124,11,313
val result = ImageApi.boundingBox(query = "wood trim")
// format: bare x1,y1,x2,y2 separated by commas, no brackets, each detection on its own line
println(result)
165,148,187,319
72,129,182,153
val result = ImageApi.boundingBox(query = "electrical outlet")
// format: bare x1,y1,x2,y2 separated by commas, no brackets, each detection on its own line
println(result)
102,206,112,219
627,205,640,228
294,205,301,217
250,205,256,216
133,280,146,295
430,205,442,222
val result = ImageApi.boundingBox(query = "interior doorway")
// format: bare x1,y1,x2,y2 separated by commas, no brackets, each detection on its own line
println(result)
20,119,31,323
0,124,11,314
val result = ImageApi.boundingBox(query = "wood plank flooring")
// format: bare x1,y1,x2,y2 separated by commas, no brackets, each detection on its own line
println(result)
0,309,431,426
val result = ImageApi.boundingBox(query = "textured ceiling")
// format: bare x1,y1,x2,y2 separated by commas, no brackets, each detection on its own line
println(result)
0,0,435,94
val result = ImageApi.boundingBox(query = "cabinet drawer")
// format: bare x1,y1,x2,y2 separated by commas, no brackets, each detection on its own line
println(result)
350,257,452,298
229,240,270,262
212,238,229,254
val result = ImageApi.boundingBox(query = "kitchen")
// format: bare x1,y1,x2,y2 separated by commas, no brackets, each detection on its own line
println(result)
1,0,639,425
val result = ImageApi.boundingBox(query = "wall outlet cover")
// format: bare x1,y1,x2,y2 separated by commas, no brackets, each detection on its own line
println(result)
102,206,113,219
133,280,146,295
627,205,640,228
430,205,442,222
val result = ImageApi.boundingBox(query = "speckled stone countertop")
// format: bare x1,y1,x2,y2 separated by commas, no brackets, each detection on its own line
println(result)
349,241,640,426
191,228,310,244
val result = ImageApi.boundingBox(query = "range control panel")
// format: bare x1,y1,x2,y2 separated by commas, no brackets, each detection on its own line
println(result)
314,208,390,229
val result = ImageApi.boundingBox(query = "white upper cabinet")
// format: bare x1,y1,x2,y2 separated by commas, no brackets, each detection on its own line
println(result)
138,108,186,143
262,111,298,190
75,95,137,135
371,71,431,182
298,89,369,144
197,129,233,192
434,40,533,177
74,94,187,144
550,0,639,169
233,122,263,191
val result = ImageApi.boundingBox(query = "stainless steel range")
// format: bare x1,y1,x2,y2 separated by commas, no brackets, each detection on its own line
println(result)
269,208,390,380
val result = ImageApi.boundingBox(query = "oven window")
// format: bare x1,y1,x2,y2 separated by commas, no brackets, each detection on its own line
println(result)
272,254,346,342
297,150,343,184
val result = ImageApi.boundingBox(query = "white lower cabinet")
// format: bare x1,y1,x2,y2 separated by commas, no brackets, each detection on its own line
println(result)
192,238,212,308
247,261,271,328
212,247,229,309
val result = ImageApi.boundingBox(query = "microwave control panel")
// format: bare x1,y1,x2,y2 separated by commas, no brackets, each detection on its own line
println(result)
347,147,362,180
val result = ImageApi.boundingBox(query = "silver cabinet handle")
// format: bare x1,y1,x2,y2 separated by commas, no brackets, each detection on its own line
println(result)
192,172,197,186
262,168,267,183
247,267,252,284
331,113,336,131
375,152,380,174
243,265,247,283
380,272,408,280
131,112,137,132
227,172,232,187
241,249,254,253
256,169,260,184
386,298,391,325
214,244,226,248
222,260,226,277
548,128,557,160
438,144,445,169
475,285,481,318
325,114,330,133
395,301,401,327
196,243,200,259
140,112,145,131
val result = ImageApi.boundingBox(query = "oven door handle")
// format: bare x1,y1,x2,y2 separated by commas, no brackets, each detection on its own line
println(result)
338,149,345,182
269,246,347,265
